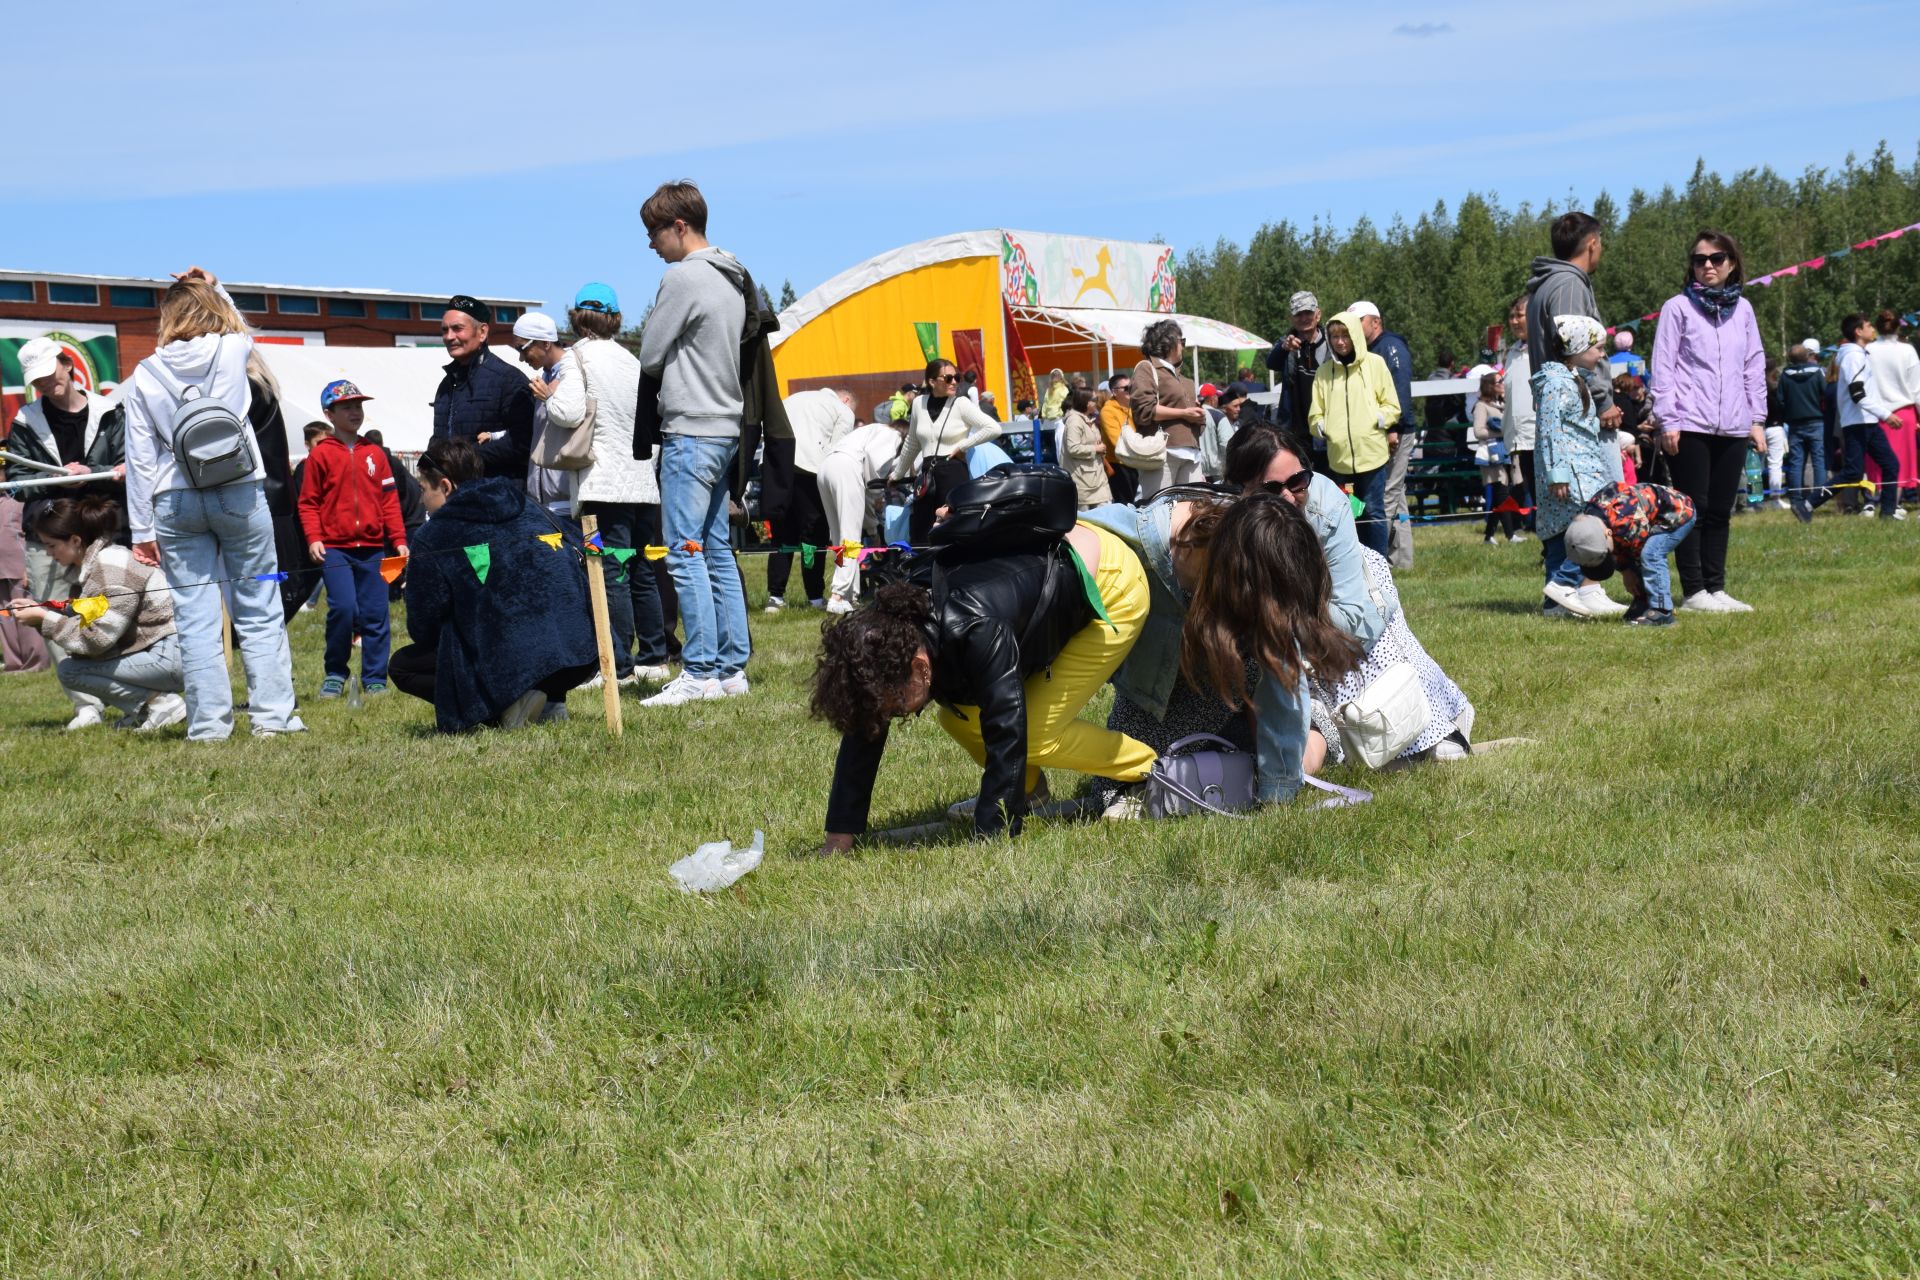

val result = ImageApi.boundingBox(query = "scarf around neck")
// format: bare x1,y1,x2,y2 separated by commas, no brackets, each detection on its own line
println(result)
1685,279,1744,320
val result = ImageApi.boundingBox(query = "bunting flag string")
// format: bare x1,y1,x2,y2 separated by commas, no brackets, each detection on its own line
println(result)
1606,217,1920,335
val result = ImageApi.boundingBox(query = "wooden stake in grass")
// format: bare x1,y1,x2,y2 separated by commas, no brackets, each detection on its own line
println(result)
580,513,623,738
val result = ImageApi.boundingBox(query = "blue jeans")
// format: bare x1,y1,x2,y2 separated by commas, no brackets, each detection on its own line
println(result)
1637,517,1694,611
1538,533,1585,589
153,481,303,739
321,547,392,681
1839,423,1901,516
1784,421,1826,513
659,434,751,679
1333,464,1389,556
58,634,184,714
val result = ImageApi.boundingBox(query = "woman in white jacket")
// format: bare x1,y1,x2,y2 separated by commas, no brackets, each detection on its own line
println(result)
817,416,907,612
122,267,302,741
890,358,1003,542
544,286,671,682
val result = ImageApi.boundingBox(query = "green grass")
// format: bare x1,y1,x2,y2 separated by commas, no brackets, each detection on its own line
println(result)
3,511,1919,1277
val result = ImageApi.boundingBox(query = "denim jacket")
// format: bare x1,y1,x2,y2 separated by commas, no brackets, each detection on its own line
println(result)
1079,479,1381,803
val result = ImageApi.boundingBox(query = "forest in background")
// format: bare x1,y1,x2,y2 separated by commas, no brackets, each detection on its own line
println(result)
1174,142,1920,382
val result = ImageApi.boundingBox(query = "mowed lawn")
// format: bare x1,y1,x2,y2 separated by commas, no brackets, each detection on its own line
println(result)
3,512,1918,1278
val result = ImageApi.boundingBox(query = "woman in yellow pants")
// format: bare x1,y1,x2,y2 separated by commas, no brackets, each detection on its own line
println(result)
812,522,1153,849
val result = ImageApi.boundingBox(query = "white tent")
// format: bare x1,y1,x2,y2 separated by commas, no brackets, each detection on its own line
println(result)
254,344,530,459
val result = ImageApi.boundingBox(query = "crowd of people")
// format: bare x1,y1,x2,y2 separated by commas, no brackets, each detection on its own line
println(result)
2,192,1914,842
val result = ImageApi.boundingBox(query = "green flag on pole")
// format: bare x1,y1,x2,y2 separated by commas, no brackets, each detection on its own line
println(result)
914,322,940,364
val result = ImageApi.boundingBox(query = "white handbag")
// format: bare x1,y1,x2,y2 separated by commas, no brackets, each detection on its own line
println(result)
1114,421,1167,469
1335,662,1431,769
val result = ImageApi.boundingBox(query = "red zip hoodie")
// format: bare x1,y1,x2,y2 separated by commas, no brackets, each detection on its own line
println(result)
297,434,408,549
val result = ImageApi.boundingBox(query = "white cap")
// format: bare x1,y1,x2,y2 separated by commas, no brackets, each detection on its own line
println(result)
1347,300,1381,321
511,312,559,343
19,336,63,383
1801,337,1821,355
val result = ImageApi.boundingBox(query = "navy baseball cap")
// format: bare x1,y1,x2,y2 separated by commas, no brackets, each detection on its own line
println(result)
573,282,620,313
320,379,373,410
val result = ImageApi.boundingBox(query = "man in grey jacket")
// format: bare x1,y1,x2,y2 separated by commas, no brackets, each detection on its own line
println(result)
1524,211,1621,430
636,180,754,707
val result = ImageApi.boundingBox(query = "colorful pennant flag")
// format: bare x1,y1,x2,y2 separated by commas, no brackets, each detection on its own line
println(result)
537,532,563,550
913,321,940,364
644,545,669,560
464,544,491,583
70,595,110,627
606,547,637,564
380,555,407,584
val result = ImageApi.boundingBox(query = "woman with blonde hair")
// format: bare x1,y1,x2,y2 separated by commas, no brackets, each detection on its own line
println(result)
121,267,302,740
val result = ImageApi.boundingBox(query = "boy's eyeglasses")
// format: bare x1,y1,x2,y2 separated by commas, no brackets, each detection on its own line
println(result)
1690,251,1730,267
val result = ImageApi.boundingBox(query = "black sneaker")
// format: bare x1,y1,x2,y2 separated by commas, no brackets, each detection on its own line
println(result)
1627,608,1675,627
1623,597,1650,623
1792,502,1813,524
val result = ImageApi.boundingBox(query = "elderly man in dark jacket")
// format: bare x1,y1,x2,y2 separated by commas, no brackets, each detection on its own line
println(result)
430,294,534,482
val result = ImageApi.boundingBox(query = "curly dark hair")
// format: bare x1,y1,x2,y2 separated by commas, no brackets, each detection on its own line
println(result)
1140,319,1184,360
809,582,933,740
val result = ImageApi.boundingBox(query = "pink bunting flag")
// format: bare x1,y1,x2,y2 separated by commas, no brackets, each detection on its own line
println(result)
1804,257,1826,271
1774,265,1799,279
1749,274,1775,287
1853,239,1876,251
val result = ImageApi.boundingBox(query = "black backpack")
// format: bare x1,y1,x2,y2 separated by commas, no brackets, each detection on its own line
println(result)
926,463,1077,558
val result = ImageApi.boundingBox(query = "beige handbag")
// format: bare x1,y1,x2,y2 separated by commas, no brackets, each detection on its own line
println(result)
533,346,598,471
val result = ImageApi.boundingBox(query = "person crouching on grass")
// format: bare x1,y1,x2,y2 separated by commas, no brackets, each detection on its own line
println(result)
810,519,1155,851
297,380,409,699
1561,482,1697,628
1533,315,1627,620
389,439,596,732
9,495,186,730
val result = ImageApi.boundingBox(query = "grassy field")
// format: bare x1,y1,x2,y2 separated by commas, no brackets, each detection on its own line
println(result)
3,510,1918,1277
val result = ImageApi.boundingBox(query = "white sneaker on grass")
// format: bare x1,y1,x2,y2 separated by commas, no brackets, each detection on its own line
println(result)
825,596,854,615
1542,582,1594,618
65,705,104,731
1575,584,1629,616
631,663,673,685
763,596,786,613
1679,590,1728,613
640,672,722,707
717,672,750,698
1712,590,1753,613
138,693,187,732
497,689,548,729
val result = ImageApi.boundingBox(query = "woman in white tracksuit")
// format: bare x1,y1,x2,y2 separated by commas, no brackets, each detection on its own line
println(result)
816,418,907,613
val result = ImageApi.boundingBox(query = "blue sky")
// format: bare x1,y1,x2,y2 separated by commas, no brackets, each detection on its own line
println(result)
9,0,1918,318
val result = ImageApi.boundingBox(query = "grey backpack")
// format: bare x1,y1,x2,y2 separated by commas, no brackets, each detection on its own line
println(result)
169,347,257,488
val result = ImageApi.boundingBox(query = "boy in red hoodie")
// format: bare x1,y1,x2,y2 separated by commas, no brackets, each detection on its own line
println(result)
299,380,409,697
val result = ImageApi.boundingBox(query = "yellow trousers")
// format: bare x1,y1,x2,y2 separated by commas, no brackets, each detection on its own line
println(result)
938,523,1158,793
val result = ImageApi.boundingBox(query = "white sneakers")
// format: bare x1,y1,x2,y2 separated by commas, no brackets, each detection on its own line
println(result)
718,672,750,698
1542,582,1593,618
763,596,786,613
825,596,854,615
65,705,104,731
138,693,187,732
1679,590,1753,614
1575,584,1629,617
632,663,673,685
498,689,548,729
641,672,723,706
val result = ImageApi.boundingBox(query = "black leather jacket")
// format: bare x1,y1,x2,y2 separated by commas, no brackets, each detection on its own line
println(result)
826,546,1095,838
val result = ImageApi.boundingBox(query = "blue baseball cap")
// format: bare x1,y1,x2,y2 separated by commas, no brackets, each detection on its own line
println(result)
573,282,620,314
320,379,373,410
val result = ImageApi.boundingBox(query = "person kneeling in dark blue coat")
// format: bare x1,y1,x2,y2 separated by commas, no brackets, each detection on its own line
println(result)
390,438,596,731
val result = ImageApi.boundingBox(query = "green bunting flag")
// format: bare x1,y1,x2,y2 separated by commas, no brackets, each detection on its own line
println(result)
914,322,940,363
1350,494,1366,519
605,547,638,564
800,543,817,569
464,544,491,583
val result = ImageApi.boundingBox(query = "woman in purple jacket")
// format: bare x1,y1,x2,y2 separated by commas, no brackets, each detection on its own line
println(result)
1650,229,1768,613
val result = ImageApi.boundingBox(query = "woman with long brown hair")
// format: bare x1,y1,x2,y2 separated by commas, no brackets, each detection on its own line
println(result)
121,266,302,739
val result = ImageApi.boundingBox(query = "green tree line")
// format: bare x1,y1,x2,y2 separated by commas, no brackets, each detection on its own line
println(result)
1178,142,1920,382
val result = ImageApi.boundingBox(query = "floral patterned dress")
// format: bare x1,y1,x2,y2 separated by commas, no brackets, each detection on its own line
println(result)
1531,361,1618,540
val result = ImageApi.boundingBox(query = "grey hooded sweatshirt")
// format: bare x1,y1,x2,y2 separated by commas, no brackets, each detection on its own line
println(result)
1523,256,1615,415
638,247,748,438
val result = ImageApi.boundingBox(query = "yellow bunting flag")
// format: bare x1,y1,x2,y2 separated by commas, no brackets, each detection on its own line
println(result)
644,545,670,561
538,532,563,550
70,595,110,627
380,555,408,584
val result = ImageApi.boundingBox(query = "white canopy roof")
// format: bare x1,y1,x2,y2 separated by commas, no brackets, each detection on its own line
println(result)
254,343,528,458
1017,305,1267,353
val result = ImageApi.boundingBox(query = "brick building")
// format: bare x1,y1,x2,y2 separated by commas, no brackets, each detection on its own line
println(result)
1,269,542,426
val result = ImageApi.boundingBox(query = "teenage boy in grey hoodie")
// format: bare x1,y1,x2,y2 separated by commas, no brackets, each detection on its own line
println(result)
636,181,754,707
1525,211,1620,430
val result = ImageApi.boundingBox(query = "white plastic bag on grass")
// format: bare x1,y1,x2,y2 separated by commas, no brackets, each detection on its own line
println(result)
669,830,764,893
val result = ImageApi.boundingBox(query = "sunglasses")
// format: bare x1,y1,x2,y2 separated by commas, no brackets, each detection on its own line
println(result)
514,338,537,355
1690,251,1730,267
1263,469,1312,497
932,373,958,383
